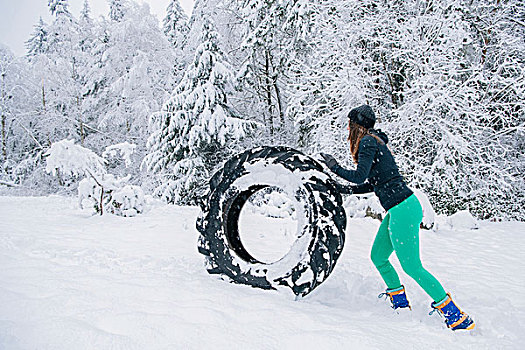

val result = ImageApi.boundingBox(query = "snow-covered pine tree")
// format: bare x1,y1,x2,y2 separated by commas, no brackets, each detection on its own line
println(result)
79,0,94,51
163,0,190,83
163,0,189,50
46,0,76,52
183,0,241,68
144,18,252,205
80,0,92,22
25,17,49,59
109,0,127,22
47,0,70,17
183,0,249,125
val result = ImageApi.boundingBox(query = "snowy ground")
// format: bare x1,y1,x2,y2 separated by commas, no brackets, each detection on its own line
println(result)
1,195,524,349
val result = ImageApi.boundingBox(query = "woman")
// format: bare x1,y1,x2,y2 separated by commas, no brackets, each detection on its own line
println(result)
320,105,475,331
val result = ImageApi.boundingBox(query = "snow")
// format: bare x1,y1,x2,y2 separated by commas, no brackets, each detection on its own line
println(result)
1,195,525,349
440,209,480,231
239,199,297,263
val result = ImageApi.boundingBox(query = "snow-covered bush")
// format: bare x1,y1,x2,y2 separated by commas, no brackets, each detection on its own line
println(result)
46,139,144,216
109,184,145,217
77,176,100,211
440,210,479,231
78,175,145,217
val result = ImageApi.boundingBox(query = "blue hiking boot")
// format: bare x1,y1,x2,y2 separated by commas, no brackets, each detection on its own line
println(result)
430,293,475,331
378,285,411,310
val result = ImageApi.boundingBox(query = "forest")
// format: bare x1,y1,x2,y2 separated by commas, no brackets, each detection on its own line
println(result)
1,0,523,220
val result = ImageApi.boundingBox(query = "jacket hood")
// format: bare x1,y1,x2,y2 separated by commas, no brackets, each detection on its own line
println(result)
370,129,388,144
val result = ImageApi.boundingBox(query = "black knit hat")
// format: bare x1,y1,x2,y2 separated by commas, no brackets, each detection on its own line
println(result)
348,105,376,129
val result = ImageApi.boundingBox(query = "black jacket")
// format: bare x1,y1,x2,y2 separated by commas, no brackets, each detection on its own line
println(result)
332,130,413,211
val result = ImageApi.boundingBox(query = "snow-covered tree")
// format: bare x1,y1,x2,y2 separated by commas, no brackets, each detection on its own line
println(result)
163,0,189,50
236,1,288,144
15,0,180,195
162,0,190,83
37,0,91,146
233,0,314,146
144,19,252,204
288,0,525,220
109,0,127,22
388,0,525,219
183,0,241,65
48,0,71,17
75,2,178,197
26,17,49,59
46,0,75,53
1,47,17,165
0,45,42,187
89,2,174,133
285,1,378,157
80,0,92,22
79,0,95,52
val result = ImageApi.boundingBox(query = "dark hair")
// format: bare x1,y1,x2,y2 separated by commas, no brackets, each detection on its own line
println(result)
347,120,383,163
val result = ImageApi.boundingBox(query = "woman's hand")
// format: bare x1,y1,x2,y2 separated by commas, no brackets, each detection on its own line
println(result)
320,153,339,170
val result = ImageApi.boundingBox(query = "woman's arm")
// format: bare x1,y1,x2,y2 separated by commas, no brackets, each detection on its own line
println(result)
332,136,377,184
351,182,374,194
334,181,374,194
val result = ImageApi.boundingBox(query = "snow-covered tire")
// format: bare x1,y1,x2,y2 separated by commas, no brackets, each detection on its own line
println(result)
196,146,346,297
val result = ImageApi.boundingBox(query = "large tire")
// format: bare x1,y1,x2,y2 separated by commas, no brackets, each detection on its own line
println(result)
196,146,346,297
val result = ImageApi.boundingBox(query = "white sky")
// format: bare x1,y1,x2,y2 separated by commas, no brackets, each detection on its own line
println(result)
0,0,195,57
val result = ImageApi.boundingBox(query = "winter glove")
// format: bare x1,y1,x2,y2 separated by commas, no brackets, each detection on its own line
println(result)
320,153,339,171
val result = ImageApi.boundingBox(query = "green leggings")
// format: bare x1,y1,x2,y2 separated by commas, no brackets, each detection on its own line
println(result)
371,194,447,302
